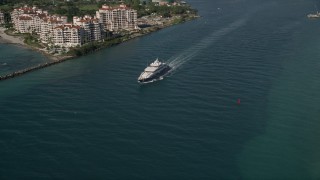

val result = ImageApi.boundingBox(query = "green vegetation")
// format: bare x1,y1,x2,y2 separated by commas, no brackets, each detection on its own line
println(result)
0,0,99,20
0,4,10,12
0,0,53,11
172,16,184,24
0,0,197,19
133,2,197,18
4,28,44,47
68,35,127,57
24,34,44,48
4,28,19,36
78,4,98,11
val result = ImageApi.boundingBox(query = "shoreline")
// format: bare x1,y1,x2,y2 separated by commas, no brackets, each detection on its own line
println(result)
0,15,199,81
0,27,67,61
0,27,25,45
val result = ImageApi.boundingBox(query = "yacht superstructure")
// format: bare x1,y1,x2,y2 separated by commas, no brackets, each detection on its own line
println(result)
138,58,171,83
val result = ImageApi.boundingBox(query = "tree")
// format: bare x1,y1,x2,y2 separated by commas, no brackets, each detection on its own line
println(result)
67,5,80,21
133,0,140,6
55,8,67,15
4,12,11,24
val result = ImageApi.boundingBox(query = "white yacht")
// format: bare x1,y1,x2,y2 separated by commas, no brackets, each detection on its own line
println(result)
307,12,320,18
138,58,171,83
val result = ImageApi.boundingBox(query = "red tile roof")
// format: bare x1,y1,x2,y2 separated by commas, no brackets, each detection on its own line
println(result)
54,25,82,30
19,16,32,20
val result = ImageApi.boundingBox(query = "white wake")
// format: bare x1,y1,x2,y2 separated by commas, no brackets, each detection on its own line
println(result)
166,17,248,71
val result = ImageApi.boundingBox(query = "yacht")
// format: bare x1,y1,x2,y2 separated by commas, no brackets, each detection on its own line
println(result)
138,58,171,83
307,11,320,18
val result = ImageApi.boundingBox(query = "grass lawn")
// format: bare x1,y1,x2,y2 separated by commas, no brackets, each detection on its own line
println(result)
0,5,11,11
79,4,99,11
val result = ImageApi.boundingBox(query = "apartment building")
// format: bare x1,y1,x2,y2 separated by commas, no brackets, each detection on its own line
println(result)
40,16,67,43
52,24,84,47
96,4,137,31
73,15,104,43
10,5,139,48
11,6,48,33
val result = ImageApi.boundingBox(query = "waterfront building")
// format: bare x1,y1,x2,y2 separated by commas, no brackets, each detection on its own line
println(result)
40,16,67,43
11,5,130,48
11,6,48,33
15,14,46,33
73,15,104,43
0,11,4,24
96,4,138,31
52,24,84,47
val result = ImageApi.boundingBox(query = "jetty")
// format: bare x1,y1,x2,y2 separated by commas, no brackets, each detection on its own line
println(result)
0,57,73,81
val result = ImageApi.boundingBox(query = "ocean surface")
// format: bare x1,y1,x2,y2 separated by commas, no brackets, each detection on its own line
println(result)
0,44,48,76
1,0,320,179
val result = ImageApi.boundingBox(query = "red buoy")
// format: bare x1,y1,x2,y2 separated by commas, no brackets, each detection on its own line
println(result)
237,99,241,105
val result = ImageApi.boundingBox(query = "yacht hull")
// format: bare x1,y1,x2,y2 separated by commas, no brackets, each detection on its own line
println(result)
138,66,171,83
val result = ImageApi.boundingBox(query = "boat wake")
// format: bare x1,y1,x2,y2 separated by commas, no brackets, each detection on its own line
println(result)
165,1,278,73
166,17,248,71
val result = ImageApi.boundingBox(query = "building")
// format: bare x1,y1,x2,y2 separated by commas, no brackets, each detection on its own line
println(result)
10,5,111,48
73,15,104,43
0,11,4,24
11,6,48,33
96,4,138,31
40,16,67,43
52,24,84,47
15,14,46,33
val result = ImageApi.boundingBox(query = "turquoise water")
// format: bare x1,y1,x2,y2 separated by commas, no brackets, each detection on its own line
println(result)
1,0,320,179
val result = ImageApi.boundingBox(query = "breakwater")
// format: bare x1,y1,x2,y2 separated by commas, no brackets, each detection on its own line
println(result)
0,56,74,81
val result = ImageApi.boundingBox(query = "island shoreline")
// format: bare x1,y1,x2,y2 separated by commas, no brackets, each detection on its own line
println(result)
0,15,200,81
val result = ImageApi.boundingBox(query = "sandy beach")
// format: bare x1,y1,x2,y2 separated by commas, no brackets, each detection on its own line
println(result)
0,27,25,45
0,27,63,61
